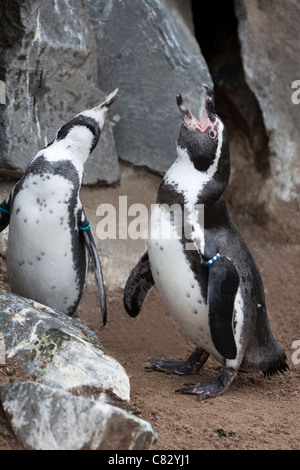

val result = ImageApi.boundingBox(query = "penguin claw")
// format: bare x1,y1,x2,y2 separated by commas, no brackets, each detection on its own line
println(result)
144,358,191,375
144,349,209,375
175,382,225,399
175,368,237,399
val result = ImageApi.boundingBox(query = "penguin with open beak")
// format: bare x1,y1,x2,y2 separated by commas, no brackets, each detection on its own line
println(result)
124,86,288,399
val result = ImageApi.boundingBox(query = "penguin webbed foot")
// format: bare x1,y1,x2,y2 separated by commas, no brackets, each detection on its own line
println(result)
144,348,209,375
176,367,237,399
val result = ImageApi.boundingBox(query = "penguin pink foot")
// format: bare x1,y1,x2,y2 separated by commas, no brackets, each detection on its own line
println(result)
176,368,237,399
145,348,209,375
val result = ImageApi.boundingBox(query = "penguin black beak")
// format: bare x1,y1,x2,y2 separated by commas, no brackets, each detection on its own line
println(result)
177,89,217,132
176,94,193,120
202,85,216,122
92,88,119,111
176,94,206,132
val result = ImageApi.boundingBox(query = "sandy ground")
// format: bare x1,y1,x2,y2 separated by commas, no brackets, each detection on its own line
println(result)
0,164,299,450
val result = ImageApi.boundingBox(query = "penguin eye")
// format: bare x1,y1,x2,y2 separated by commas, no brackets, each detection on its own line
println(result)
209,129,218,140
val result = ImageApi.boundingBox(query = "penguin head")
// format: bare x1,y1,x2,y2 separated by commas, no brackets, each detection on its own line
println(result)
176,86,230,191
53,88,119,163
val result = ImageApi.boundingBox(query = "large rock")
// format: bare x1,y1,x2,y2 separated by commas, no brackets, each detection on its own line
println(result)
234,0,300,242
0,0,212,181
90,0,212,173
0,289,130,404
1,381,157,450
0,0,119,185
0,288,158,449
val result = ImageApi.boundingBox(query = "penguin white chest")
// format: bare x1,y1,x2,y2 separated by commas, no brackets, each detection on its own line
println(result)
7,173,84,313
148,204,220,359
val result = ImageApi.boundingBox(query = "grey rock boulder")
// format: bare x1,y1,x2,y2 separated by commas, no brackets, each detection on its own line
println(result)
90,0,212,173
0,289,129,404
235,0,300,242
0,289,158,449
1,381,157,450
0,0,119,185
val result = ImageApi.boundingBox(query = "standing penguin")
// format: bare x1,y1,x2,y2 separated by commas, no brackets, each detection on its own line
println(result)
124,86,288,399
0,89,119,326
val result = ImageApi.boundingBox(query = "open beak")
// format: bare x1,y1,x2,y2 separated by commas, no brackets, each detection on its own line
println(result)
92,88,119,111
202,85,216,122
176,93,203,131
176,86,216,132
176,94,193,120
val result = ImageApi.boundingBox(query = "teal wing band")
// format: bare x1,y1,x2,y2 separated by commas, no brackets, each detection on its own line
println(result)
0,204,10,214
79,221,91,231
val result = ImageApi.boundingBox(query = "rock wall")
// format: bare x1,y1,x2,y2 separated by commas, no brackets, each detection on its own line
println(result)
89,0,212,172
0,0,119,185
0,0,299,241
0,289,157,450
234,0,300,243
0,0,210,181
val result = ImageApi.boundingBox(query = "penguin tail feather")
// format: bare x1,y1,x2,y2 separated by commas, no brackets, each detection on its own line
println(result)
242,335,289,377
262,358,289,377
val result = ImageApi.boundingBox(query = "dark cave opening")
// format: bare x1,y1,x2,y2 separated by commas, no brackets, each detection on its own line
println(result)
191,0,270,176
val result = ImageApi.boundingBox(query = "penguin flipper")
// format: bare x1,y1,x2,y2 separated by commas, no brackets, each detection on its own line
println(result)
124,251,155,317
207,255,239,359
0,196,11,232
80,220,107,326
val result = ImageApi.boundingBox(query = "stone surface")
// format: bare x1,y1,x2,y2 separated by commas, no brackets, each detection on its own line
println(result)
0,0,212,179
90,0,212,173
0,289,130,403
234,0,300,242
1,381,157,450
0,332,5,364
0,0,119,185
0,283,158,450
